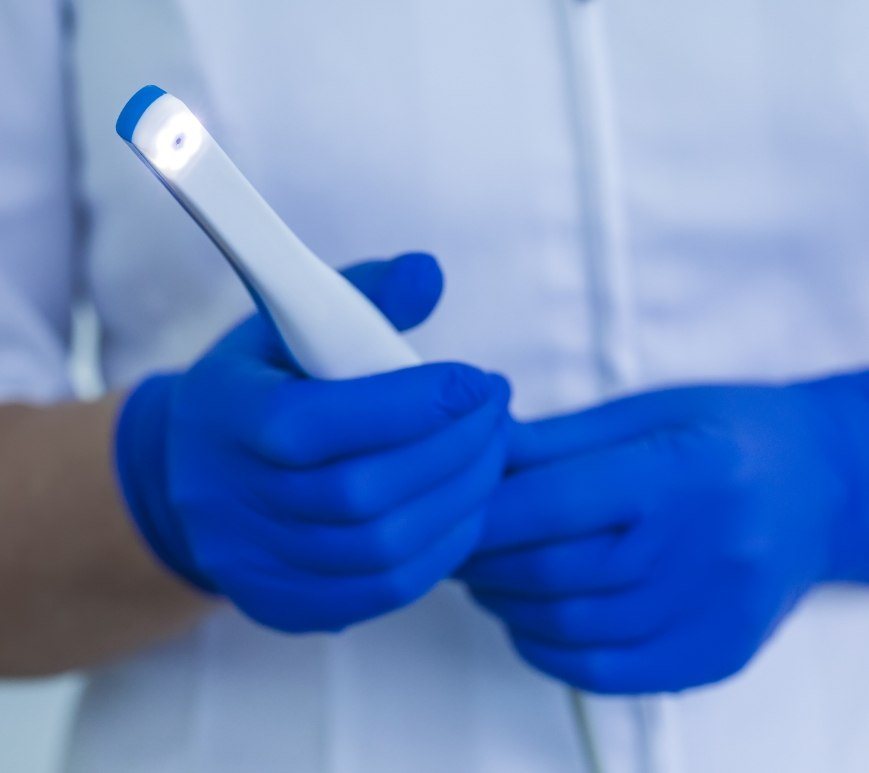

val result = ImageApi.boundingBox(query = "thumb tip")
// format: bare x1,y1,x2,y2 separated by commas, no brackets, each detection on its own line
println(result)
380,252,444,331
437,364,511,417
392,251,444,298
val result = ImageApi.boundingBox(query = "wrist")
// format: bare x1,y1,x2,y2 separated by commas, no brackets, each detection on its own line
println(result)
115,374,216,593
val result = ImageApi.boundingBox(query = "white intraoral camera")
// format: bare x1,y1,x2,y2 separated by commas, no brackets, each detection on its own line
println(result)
117,85,421,380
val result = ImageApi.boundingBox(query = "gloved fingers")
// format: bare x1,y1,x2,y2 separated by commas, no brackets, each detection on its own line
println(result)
241,363,510,468
474,439,675,554
238,429,508,575
511,614,756,695
471,573,694,648
477,423,724,556
340,252,444,332
458,529,661,596
221,509,485,633
302,430,506,574
508,386,710,471
244,389,510,522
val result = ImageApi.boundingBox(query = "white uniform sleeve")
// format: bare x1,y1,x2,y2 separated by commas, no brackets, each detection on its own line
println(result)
0,2,75,402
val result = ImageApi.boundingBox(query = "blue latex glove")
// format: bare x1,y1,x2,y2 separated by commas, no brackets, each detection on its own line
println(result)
116,252,512,632
459,375,869,693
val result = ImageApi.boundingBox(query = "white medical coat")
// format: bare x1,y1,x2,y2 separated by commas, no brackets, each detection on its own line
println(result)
4,1,869,771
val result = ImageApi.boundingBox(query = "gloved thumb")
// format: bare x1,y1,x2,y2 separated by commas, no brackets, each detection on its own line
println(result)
341,252,444,332
209,252,443,369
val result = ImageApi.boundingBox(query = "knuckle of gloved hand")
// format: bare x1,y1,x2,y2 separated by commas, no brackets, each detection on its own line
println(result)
615,528,666,587
374,564,424,611
330,464,385,521
523,557,564,594
359,521,409,571
249,387,317,467
433,364,505,420
545,603,581,644
268,425,314,468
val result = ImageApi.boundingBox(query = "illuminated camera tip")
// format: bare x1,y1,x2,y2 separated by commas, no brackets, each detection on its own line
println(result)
151,111,204,172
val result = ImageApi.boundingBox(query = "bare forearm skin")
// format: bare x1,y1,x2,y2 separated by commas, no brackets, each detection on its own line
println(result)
0,394,210,677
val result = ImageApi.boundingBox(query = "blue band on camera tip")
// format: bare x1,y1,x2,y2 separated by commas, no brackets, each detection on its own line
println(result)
116,85,167,142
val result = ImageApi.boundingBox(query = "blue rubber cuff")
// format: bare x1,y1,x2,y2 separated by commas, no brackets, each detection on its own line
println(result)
115,374,217,593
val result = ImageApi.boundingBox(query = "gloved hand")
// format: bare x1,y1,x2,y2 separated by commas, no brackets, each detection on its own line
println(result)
116,252,512,633
459,375,869,693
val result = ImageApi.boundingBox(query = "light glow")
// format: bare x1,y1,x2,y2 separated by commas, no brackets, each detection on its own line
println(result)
150,111,204,173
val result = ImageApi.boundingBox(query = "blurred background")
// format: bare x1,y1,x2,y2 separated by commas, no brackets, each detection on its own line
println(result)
0,677,81,772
